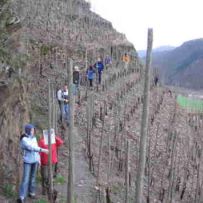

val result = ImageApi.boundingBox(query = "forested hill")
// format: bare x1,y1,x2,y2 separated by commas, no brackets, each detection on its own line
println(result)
152,39,203,89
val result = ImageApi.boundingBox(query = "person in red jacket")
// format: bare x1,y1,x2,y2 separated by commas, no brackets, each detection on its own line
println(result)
38,132,63,195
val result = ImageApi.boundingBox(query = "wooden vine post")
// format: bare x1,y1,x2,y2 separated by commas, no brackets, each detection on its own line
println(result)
67,59,75,203
135,28,153,203
48,79,54,202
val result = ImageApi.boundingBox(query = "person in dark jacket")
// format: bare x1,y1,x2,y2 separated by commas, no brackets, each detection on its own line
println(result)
154,75,159,86
86,65,95,87
57,87,64,123
94,58,104,84
73,66,80,96
17,124,48,203
104,55,112,70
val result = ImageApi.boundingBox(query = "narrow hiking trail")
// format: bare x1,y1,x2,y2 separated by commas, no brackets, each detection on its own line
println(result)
23,61,141,203
55,126,96,203
54,61,142,203
2,60,203,203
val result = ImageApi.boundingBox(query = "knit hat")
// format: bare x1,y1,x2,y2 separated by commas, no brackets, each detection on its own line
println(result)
74,66,79,71
25,124,35,135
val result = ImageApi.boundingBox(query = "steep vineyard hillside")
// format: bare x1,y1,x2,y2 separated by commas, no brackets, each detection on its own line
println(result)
0,0,137,200
0,1,203,203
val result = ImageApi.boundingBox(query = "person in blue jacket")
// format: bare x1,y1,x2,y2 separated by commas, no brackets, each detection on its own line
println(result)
17,124,49,203
86,65,95,87
94,58,104,84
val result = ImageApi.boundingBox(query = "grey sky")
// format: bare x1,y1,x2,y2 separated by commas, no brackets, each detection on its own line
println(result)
89,0,203,50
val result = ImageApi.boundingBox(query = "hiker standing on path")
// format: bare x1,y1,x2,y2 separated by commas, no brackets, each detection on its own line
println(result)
122,53,130,69
62,85,69,124
86,65,95,88
94,58,104,84
122,53,130,63
38,130,64,195
73,66,80,94
17,124,49,203
57,87,64,123
154,75,159,86
104,55,112,70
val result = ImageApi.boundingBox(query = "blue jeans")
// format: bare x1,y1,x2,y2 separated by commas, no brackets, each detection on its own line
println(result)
73,84,79,96
58,100,64,122
19,162,38,200
64,104,69,122
98,72,102,84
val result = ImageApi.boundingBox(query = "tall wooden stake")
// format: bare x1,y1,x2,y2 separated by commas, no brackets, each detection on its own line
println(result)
85,49,88,99
135,28,153,203
97,114,105,185
52,85,56,129
67,59,75,203
125,139,130,203
48,79,54,202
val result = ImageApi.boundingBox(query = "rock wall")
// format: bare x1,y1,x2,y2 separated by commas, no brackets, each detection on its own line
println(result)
0,0,137,191
0,79,29,190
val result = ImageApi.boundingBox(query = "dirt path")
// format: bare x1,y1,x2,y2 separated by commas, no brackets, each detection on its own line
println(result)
55,123,97,203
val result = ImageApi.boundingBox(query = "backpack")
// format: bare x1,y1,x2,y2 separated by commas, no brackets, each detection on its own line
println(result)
20,133,28,141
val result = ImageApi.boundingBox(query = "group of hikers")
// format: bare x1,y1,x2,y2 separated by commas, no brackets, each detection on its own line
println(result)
86,54,130,87
86,56,110,87
17,124,63,203
56,56,113,124
17,53,131,202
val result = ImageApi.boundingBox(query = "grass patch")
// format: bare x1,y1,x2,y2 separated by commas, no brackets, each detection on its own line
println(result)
58,196,66,203
36,173,42,184
177,95,203,112
111,183,122,195
2,183,17,198
54,174,65,185
33,199,48,203
57,195,77,203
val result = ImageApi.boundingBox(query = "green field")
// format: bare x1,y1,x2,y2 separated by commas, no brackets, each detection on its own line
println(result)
177,95,203,112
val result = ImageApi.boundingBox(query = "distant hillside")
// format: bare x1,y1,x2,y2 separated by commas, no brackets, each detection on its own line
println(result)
138,45,175,58
152,39,203,90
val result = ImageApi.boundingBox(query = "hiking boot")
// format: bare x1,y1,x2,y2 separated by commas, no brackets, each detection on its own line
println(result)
28,193,36,199
16,198,24,203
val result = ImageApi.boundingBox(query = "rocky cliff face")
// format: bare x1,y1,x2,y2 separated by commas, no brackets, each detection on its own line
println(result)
0,79,29,189
0,0,30,190
0,0,136,191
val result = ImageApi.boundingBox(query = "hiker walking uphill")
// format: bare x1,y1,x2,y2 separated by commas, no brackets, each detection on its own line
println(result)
38,130,64,195
86,65,95,88
57,87,63,123
62,85,69,124
122,53,130,63
94,58,104,84
73,66,80,95
122,53,130,70
104,55,112,70
154,75,159,86
17,124,49,203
